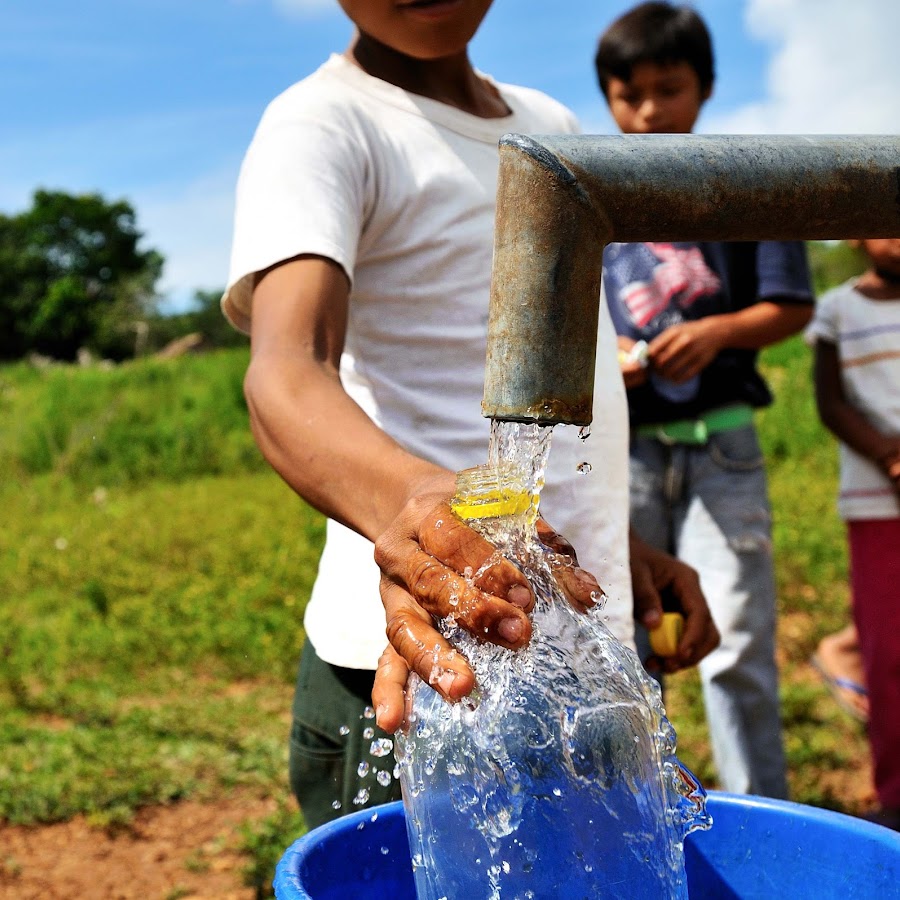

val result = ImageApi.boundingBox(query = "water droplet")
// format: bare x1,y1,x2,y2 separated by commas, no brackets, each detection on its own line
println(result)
576,461,592,475
357,761,370,778
363,706,375,719
331,800,342,810
380,846,390,855
338,725,350,736
552,787,562,797
353,788,369,805
370,737,393,757
376,770,392,787
578,425,591,441
363,727,375,739
434,519,443,528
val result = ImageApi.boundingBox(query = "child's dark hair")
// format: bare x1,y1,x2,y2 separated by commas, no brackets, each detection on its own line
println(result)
595,2,715,98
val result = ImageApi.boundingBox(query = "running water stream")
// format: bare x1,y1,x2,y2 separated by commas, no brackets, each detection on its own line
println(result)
396,420,711,900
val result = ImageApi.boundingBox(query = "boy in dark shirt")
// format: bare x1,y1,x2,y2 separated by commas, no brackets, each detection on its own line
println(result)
596,1,814,798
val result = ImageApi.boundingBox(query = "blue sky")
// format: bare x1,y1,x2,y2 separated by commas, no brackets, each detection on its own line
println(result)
2,0,898,310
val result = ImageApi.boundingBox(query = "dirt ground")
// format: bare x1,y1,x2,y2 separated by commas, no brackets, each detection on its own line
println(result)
0,793,280,900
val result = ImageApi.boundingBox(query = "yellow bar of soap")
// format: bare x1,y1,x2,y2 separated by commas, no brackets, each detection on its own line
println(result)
649,612,684,657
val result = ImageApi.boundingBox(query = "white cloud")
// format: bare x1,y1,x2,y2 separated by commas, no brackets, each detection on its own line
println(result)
705,0,900,133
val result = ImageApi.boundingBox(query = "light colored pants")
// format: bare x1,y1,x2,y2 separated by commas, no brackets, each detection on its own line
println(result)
630,423,788,798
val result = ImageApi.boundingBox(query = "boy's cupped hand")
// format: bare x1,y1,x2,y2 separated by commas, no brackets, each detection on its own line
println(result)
372,474,603,732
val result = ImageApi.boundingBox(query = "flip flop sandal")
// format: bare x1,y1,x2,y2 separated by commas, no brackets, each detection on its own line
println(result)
811,654,869,723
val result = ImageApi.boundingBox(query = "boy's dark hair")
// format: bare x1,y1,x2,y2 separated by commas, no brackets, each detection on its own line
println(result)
595,2,715,98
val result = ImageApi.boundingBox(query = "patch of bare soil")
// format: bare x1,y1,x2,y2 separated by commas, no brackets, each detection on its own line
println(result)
0,793,280,900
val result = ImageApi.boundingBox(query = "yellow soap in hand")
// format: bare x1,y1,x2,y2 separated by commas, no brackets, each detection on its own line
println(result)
649,612,684,658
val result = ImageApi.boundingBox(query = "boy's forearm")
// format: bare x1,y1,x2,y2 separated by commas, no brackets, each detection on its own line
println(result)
648,301,813,384
702,301,812,351
245,349,448,542
245,255,451,542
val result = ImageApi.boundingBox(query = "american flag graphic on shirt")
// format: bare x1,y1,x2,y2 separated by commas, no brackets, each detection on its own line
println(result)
605,242,721,330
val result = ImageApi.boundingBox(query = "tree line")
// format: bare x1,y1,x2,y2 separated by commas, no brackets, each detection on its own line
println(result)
0,189,245,363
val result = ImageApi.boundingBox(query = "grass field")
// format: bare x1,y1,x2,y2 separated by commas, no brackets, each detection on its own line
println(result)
0,333,871,894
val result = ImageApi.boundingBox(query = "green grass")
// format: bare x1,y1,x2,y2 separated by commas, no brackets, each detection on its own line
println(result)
0,336,870,891
0,471,324,823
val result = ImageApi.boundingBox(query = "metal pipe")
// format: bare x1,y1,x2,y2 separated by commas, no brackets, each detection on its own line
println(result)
483,133,900,425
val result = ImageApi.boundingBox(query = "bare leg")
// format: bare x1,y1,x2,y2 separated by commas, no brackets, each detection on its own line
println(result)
813,624,869,722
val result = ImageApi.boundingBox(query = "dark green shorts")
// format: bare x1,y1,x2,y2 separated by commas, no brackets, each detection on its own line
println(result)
289,637,402,829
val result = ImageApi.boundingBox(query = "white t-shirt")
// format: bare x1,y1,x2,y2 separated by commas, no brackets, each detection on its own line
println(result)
806,279,900,521
224,54,633,668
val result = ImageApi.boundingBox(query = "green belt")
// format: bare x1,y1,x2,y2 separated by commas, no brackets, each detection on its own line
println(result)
635,403,755,445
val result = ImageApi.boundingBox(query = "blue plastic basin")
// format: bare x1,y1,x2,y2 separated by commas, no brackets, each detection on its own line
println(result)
274,792,900,899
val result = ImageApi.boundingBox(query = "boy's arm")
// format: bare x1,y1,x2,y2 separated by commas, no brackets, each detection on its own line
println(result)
648,300,812,383
813,338,900,481
245,255,442,540
245,256,599,727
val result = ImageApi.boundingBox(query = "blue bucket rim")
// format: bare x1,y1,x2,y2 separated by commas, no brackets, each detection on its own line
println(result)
702,791,900,846
273,791,900,897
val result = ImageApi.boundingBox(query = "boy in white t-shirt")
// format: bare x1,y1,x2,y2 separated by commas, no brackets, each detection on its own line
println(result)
223,0,717,828
806,238,900,832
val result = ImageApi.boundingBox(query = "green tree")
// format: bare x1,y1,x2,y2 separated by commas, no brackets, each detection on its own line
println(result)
0,190,163,361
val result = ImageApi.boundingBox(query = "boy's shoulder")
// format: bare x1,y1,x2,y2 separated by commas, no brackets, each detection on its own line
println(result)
261,54,370,127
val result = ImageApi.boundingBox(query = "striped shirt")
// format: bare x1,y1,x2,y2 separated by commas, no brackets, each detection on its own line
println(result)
806,279,900,521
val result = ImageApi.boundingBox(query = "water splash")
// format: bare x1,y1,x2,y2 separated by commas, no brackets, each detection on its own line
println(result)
397,420,711,899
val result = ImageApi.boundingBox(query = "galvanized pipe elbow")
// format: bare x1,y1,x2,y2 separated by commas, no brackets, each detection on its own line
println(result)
482,133,900,426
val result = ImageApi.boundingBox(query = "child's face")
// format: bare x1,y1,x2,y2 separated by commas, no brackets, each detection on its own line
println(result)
862,239,900,279
338,0,494,60
605,61,710,135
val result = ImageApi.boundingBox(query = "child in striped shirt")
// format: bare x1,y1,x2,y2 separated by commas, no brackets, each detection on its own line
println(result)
807,238,900,831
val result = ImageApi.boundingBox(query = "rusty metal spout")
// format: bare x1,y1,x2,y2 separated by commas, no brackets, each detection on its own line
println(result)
483,133,900,426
